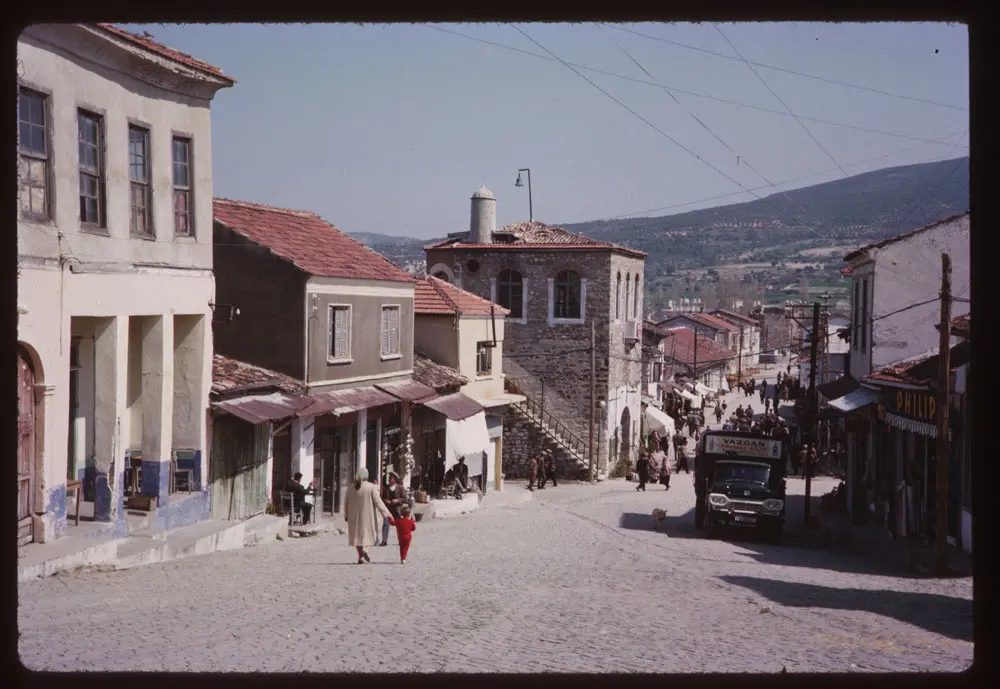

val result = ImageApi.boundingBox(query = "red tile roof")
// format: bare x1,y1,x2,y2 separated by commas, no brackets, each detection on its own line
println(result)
660,327,733,371
843,212,969,263
214,198,414,283
865,342,970,387
413,353,468,392
710,309,757,327
94,24,235,84
424,221,646,258
660,312,738,332
414,276,509,317
212,354,304,396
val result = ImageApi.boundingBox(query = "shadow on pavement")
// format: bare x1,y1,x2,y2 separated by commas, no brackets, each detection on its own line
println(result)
719,574,973,642
619,510,703,540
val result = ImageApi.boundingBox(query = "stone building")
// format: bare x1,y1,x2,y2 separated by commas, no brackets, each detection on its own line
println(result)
425,187,647,478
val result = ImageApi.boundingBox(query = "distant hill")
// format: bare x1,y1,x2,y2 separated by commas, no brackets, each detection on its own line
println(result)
352,157,969,277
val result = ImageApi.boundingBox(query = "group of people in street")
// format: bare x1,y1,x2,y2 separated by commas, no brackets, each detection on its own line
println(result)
527,450,558,491
344,467,417,565
635,441,672,492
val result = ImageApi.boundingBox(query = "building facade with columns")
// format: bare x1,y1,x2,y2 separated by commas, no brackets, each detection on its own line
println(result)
16,24,234,544
425,187,646,477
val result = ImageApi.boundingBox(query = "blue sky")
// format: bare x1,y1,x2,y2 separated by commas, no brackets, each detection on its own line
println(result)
126,22,968,239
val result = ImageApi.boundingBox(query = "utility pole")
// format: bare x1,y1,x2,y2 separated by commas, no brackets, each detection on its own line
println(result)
692,325,698,384
539,378,545,458
738,329,744,384
589,320,597,483
804,302,820,527
934,253,952,575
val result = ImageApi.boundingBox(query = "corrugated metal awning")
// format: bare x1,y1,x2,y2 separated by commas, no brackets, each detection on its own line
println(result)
421,392,485,421
818,376,860,401
297,386,398,418
829,386,881,413
214,392,312,425
375,379,438,403
472,393,526,409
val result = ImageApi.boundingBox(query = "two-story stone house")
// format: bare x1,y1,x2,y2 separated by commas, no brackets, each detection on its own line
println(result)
410,276,523,493
425,187,646,477
212,199,422,516
17,24,234,544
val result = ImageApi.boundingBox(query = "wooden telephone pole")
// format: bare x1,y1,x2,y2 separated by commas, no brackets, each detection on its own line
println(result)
589,320,596,483
738,329,744,384
934,253,952,575
804,302,821,527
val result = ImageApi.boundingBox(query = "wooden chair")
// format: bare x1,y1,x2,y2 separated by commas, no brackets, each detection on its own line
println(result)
170,455,195,494
280,491,303,526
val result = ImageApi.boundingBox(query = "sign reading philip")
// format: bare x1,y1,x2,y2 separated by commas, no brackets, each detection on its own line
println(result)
891,389,937,423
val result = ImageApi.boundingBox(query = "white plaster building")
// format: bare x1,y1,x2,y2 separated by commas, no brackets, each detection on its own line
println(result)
17,24,234,544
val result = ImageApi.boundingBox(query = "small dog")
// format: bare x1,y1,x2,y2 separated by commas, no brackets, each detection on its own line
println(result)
651,508,667,529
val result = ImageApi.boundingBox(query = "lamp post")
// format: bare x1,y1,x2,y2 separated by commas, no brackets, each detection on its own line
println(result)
515,168,533,222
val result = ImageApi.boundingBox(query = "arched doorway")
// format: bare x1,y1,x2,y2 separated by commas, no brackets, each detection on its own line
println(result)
620,407,632,468
17,345,38,546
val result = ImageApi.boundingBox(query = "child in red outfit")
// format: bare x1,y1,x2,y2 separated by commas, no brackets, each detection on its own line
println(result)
388,504,416,564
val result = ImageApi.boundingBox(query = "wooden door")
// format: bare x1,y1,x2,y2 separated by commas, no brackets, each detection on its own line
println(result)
17,350,36,546
209,415,270,521
271,430,292,512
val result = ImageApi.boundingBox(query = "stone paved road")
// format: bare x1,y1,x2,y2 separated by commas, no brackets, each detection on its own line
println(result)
18,474,972,673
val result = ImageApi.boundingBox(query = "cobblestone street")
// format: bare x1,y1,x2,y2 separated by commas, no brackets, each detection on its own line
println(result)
18,474,972,673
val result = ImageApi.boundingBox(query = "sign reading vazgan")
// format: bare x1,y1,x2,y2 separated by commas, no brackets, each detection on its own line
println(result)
704,434,782,459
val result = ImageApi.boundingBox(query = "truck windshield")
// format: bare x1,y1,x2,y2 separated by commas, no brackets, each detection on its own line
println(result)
714,462,770,484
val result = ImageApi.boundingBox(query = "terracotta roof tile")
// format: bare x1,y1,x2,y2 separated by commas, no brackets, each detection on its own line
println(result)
425,221,646,258
94,24,235,84
660,328,733,371
413,353,468,392
660,312,738,332
710,309,757,327
414,276,509,317
212,355,304,396
214,198,414,283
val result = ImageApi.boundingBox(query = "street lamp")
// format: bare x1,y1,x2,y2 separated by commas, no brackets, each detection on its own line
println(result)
515,168,533,222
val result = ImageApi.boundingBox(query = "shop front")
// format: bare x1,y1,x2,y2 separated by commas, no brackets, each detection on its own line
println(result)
411,392,490,498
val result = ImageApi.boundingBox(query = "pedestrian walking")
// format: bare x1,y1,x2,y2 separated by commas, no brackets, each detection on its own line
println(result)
654,445,671,490
345,468,392,565
536,453,548,489
676,434,690,474
528,455,538,491
809,445,819,476
715,403,723,424
635,452,650,492
387,504,416,564
543,451,558,487
760,381,767,405
380,472,407,546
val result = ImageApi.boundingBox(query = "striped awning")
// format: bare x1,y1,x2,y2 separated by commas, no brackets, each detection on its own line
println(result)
885,412,937,438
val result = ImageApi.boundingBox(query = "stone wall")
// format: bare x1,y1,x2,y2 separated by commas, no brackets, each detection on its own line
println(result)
502,407,590,481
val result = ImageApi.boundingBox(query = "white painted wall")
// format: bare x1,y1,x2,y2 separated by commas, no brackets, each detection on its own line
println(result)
458,316,506,401
16,25,227,539
848,215,970,380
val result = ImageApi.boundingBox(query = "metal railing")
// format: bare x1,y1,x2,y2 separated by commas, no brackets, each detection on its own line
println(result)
506,377,590,463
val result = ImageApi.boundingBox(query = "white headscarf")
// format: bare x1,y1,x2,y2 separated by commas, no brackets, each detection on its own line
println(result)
355,468,369,483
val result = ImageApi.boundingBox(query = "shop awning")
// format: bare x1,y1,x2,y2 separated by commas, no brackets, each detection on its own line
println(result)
422,392,485,421
214,392,312,425
472,393,526,409
828,385,881,413
885,412,939,438
296,386,397,418
374,379,438,403
719,377,730,393
679,390,703,407
446,411,490,475
818,376,860,401
644,405,676,436
695,382,716,396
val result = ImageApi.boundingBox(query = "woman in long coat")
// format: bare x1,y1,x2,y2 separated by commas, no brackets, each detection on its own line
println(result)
344,468,392,564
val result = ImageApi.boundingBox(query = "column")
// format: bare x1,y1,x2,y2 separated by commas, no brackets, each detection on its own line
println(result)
36,384,62,541
357,409,368,478
171,315,208,490
93,317,129,528
291,417,315,487
139,316,174,508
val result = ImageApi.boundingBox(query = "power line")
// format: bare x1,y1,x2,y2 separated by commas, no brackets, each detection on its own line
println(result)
712,24,849,179
510,24,766,203
424,24,965,148
596,25,828,231
604,24,968,113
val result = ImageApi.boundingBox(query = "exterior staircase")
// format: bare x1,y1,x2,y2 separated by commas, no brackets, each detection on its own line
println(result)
505,370,606,482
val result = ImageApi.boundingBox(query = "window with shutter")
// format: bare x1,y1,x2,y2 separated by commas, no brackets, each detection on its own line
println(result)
381,305,401,357
328,305,351,361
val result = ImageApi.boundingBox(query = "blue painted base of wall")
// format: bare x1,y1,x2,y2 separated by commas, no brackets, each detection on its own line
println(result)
93,470,129,538
141,460,170,504
77,465,97,502
152,490,211,532
45,484,68,537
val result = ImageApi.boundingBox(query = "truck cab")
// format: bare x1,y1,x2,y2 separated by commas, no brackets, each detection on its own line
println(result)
694,431,787,542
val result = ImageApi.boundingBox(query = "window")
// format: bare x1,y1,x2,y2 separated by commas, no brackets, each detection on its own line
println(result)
634,274,641,319
328,305,351,361
615,272,621,319
497,269,524,320
625,274,631,321
652,361,662,383
129,125,152,236
381,305,401,358
78,111,105,227
554,270,582,320
172,137,192,236
860,278,869,353
476,342,492,376
18,89,49,218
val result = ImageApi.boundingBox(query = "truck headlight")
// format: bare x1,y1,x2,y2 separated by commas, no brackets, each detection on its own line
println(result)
709,494,729,507
762,499,784,511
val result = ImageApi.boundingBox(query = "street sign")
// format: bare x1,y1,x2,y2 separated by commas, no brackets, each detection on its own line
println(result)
704,434,782,459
